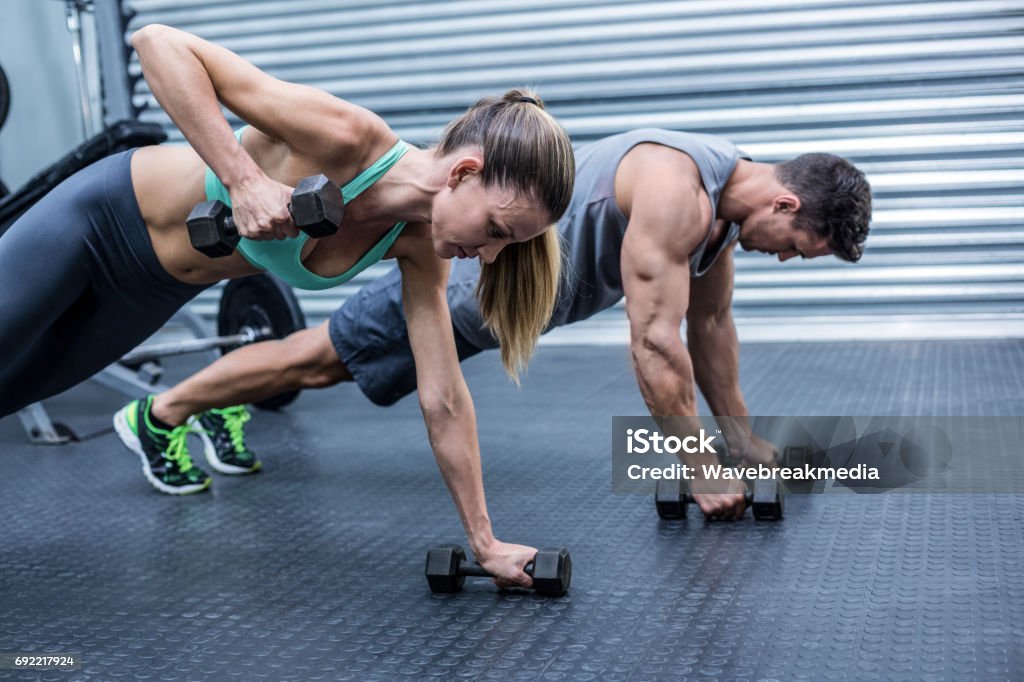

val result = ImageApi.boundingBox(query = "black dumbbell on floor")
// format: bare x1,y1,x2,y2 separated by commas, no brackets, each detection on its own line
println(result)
425,544,572,597
187,174,345,258
655,477,784,520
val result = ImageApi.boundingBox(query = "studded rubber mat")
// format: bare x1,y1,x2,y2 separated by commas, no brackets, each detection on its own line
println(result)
1,340,1022,680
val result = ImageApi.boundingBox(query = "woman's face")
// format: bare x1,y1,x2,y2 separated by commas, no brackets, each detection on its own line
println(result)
431,155,551,263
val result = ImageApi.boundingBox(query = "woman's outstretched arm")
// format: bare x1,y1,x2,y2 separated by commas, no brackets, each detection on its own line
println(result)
396,238,540,591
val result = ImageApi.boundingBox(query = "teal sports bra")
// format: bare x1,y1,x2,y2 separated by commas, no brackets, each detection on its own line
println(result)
203,127,410,291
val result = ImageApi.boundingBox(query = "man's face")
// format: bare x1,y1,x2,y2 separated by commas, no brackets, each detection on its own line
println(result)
737,196,832,262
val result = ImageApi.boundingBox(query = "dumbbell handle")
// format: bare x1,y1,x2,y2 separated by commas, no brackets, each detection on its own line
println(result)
678,491,754,504
459,560,538,579
221,209,299,238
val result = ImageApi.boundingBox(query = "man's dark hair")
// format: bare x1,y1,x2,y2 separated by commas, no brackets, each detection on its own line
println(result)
774,154,872,263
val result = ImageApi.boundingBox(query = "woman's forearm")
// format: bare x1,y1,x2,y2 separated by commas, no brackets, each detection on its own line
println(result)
131,24,262,190
419,385,497,557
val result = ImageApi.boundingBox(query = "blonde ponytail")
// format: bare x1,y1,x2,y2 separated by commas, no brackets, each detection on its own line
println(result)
440,87,574,381
477,228,562,382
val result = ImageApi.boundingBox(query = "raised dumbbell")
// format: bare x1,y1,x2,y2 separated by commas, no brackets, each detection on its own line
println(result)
425,544,572,597
187,174,345,258
655,477,784,520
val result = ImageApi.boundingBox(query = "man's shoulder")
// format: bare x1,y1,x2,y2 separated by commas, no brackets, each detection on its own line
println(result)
616,146,715,264
620,145,709,222
619,142,706,201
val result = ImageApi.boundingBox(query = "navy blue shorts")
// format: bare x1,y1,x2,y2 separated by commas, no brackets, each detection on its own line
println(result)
329,259,497,406
0,149,208,416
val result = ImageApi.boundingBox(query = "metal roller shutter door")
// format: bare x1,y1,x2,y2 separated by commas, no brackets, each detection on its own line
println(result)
123,0,1024,339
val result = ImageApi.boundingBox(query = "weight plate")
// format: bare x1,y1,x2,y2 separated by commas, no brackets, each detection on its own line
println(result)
217,273,306,410
0,64,9,133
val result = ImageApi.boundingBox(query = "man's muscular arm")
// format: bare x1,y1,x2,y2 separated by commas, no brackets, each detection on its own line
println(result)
687,236,776,466
621,191,699,418
687,242,746,426
687,240,744,414
620,150,745,517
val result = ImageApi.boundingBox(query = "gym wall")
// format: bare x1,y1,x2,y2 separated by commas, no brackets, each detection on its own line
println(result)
17,1,1024,339
125,0,1022,338
0,0,87,190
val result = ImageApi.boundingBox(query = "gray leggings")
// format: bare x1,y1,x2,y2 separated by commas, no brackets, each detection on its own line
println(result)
0,149,208,417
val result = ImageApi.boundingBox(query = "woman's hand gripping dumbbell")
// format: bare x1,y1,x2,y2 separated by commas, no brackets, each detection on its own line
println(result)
187,174,344,257
425,545,573,597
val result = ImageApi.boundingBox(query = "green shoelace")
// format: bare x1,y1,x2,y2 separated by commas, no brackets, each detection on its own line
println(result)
164,424,196,473
215,406,251,453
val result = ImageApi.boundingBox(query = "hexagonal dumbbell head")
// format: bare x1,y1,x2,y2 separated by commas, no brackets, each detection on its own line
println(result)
782,445,814,469
529,548,572,597
291,174,344,238
425,544,466,593
654,478,689,519
186,200,239,258
749,478,784,520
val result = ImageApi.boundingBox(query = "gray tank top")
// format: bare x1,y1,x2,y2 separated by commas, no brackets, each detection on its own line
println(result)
448,129,743,348
550,128,743,328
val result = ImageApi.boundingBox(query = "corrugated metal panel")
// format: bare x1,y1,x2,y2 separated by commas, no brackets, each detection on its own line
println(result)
123,0,1024,331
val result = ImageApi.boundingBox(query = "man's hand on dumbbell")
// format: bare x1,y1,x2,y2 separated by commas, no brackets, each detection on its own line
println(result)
732,434,779,468
656,477,785,522
229,172,299,240
715,418,780,469
690,477,749,521
475,540,538,590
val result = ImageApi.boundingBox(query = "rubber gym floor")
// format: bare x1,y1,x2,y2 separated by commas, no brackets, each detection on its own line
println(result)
1,340,1022,681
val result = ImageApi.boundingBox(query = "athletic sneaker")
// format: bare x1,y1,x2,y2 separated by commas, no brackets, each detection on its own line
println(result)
192,405,262,475
113,396,212,495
